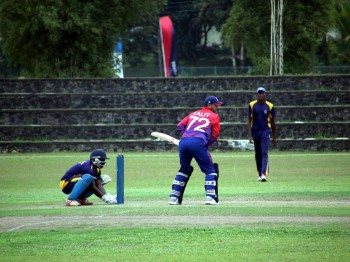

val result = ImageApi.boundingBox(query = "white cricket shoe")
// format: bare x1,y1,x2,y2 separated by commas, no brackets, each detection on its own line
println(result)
260,174,267,182
205,196,218,205
169,196,179,205
66,199,81,206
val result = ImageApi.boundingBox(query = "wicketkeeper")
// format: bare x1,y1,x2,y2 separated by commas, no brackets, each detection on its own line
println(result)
59,149,116,206
169,96,223,205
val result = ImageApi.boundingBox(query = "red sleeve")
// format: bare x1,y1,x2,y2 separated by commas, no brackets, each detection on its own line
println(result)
211,114,221,139
207,114,221,146
177,115,189,135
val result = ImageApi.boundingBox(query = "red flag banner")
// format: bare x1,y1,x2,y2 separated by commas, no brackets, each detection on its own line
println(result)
159,16,178,77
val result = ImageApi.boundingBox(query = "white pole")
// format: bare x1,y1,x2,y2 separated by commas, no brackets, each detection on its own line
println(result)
270,0,275,75
278,0,284,75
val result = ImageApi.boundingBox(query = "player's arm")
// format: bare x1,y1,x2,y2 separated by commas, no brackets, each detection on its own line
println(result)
247,116,253,143
94,179,107,195
270,107,277,144
247,105,253,143
207,115,220,146
270,117,277,144
177,115,189,135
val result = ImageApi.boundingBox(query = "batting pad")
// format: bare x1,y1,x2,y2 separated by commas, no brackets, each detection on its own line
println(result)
68,174,95,200
205,173,218,199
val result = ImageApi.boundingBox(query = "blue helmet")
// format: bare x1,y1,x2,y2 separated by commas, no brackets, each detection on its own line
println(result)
90,149,109,168
203,96,223,106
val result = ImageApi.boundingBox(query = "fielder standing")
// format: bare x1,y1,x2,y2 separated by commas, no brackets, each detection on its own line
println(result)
169,96,223,205
60,149,116,206
247,87,277,182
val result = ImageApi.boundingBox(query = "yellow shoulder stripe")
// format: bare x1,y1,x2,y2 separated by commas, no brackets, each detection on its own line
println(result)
59,180,69,190
266,101,273,111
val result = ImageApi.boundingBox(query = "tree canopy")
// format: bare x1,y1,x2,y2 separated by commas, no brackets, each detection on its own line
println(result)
0,0,165,77
221,0,345,74
328,1,350,65
161,0,233,65
0,0,348,77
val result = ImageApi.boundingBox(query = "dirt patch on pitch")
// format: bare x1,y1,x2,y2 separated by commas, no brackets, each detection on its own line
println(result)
1,200,349,232
2,215,350,232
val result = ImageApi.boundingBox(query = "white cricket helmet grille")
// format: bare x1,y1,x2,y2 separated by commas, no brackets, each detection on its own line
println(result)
90,149,109,168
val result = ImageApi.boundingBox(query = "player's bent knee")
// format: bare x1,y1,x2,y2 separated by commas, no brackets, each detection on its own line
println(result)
81,174,95,184
68,174,95,200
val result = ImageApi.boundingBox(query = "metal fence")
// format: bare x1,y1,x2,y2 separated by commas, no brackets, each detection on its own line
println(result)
2,66,349,78
125,66,350,77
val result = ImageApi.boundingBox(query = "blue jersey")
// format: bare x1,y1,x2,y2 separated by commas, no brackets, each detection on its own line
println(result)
61,160,101,181
248,100,275,130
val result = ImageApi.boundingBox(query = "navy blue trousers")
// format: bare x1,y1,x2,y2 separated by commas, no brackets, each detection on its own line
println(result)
252,129,271,176
178,137,215,175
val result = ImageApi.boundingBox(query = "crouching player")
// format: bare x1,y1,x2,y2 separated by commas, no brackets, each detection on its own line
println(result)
169,96,223,205
60,149,116,206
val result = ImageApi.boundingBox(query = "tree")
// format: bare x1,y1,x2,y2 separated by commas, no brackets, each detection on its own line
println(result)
327,1,350,66
283,0,335,74
221,0,337,74
124,25,159,68
0,48,19,77
221,0,270,74
270,0,284,75
161,0,232,65
0,0,165,77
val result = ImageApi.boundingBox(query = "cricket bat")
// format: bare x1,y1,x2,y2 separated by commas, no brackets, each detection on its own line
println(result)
151,132,180,146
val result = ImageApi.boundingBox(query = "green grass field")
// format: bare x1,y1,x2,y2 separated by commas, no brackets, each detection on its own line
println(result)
0,151,349,261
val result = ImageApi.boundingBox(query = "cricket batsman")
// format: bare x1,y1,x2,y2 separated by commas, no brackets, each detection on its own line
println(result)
59,149,116,206
169,96,223,205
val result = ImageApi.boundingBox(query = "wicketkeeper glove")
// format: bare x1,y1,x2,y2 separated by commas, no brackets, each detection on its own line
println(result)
101,193,116,204
101,174,112,185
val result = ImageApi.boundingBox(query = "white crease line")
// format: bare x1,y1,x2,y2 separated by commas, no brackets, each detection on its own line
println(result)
5,218,69,232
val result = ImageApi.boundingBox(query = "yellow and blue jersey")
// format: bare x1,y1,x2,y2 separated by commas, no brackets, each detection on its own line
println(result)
248,100,275,130
60,160,101,190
